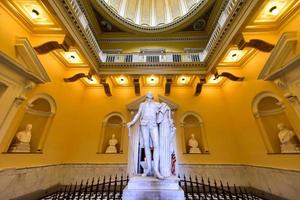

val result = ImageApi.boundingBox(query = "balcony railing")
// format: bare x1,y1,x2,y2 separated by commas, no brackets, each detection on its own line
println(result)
104,53,201,63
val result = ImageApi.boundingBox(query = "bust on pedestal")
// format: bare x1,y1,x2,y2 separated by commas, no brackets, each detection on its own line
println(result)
188,133,202,154
105,134,118,153
277,123,300,153
9,124,32,153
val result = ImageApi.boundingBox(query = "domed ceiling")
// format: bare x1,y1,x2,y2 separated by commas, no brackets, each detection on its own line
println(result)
90,0,216,33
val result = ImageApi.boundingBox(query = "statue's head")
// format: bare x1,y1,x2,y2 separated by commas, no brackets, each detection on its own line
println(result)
277,123,285,130
112,134,115,138
145,91,154,100
191,133,195,138
26,124,32,131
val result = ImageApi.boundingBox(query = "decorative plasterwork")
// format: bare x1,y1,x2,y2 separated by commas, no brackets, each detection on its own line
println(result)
45,0,256,75
258,32,298,80
44,0,103,72
15,38,50,83
218,46,256,67
110,75,132,87
2,0,62,33
126,95,178,112
246,0,300,32
80,75,102,87
174,75,195,87
92,0,209,33
97,62,205,75
142,75,163,87
205,74,225,86
252,91,285,118
53,48,89,68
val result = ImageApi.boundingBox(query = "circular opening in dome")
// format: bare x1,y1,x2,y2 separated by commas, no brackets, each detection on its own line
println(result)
99,0,206,31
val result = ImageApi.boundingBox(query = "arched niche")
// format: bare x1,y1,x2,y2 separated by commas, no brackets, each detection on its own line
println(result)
180,112,209,154
8,93,56,153
99,112,126,154
252,91,299,153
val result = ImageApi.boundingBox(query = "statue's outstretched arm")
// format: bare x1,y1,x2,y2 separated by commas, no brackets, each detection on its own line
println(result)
128,104,142,127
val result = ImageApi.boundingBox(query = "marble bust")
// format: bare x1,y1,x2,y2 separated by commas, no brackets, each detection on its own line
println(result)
9,124,32,152
277,123,300,153
105,134,118,153
188,134,202,154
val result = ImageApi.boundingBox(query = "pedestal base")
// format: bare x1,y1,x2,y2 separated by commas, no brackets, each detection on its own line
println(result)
8,142,30,152
123,176,184,200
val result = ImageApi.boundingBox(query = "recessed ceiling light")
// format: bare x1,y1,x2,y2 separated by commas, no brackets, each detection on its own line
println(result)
146,76,159,85
69,55,76,60
30,9,40,19
222,48,248,63
269,5,279,16
84,76,98,85
60,51,84,64
116,76,128,85
177,76,190,85
207,75,223,84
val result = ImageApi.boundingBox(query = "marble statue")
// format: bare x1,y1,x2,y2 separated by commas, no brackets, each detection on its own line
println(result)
157,102,176,177
123,92,184,200
105,134,118,153
188,134,202,153
127,91,164,179
9,124,32,152
277,123,300,153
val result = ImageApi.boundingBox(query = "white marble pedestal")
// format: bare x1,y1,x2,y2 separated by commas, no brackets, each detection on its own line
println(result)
123,176,184,200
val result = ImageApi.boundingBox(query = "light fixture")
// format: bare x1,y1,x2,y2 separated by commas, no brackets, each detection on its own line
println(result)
229,51,239,61
69,54,76,60
60,51,84,64
222,48,248,63
30,9,40,19
116,76,128,85
207,75,223,84
84,76,98,85
177,76,190,85
146,76,159,86
269,5,279,16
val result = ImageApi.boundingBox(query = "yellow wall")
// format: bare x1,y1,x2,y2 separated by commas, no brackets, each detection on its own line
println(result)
0,2,300,172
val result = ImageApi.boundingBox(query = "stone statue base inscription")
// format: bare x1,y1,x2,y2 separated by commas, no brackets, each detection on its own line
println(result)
122,176,184,200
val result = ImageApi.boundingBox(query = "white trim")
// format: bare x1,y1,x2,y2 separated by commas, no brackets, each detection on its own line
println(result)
252,91,284,117
27,93,57,114
0,50,44,83
180,111,204,124
15,38,50,83
258,32,298,80
103,112,126,124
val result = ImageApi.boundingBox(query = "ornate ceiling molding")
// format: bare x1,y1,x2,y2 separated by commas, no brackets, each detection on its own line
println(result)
91,0,211,33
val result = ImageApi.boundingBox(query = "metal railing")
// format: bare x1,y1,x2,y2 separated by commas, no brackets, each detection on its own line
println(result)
41,175,265,200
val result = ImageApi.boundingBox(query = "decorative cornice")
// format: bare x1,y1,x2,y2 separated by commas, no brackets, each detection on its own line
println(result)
205,0,260,71
98,62,206,75
97,35,209,43
0,50,45,84
15,38,51,83
258,32,298,80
